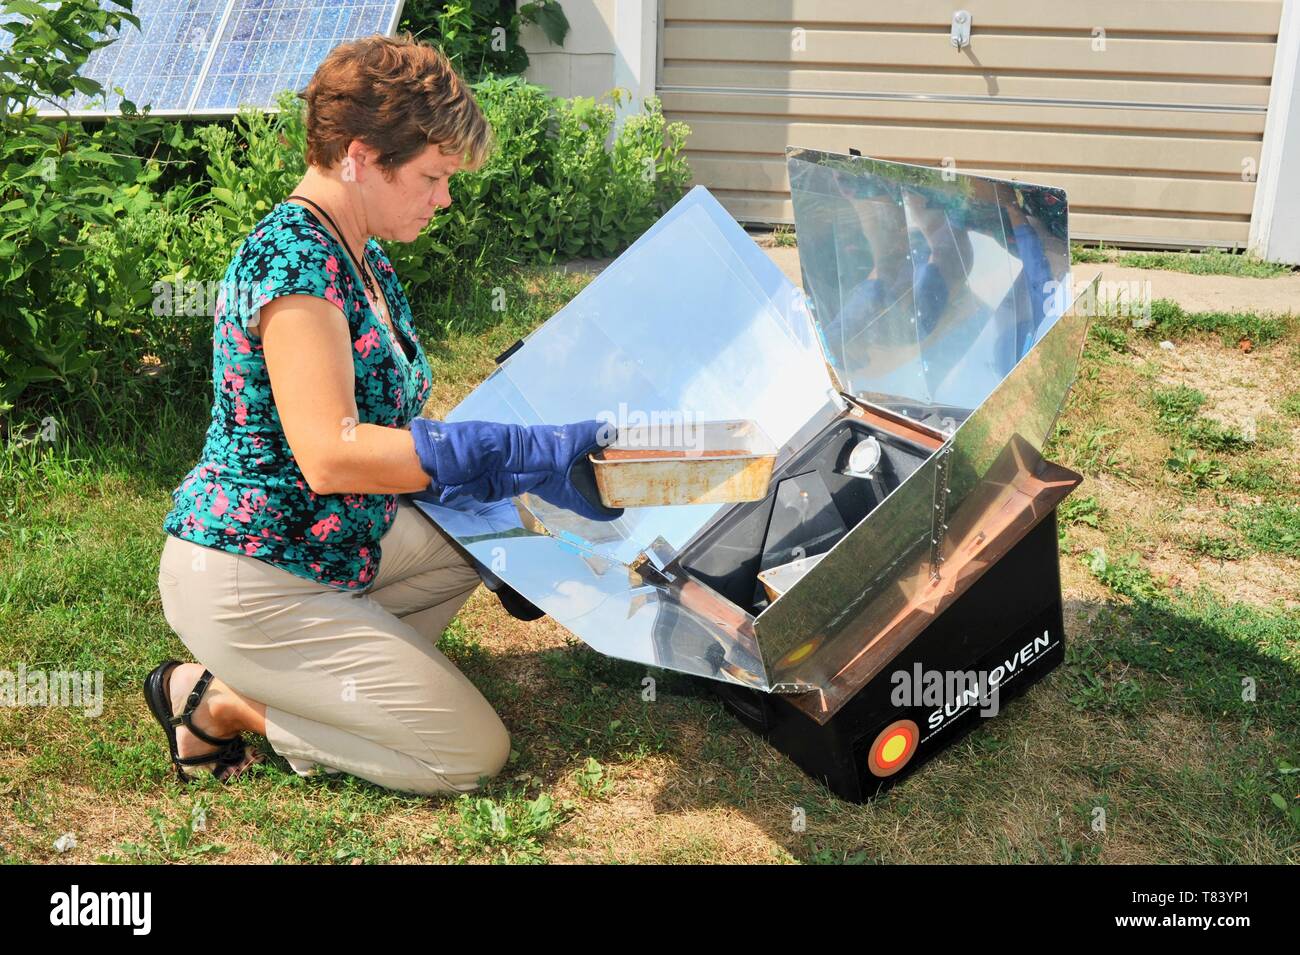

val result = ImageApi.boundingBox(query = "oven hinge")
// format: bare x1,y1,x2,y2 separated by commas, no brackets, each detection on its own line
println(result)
929,442,954,581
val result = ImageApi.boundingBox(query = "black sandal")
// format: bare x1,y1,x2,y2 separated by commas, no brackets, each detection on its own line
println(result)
144,660,252,783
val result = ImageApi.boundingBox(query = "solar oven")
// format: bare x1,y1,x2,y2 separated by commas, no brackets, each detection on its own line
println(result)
416,149,1096,801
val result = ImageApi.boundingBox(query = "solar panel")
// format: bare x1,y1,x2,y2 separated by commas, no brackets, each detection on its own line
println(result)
67,0,229,112
193,1,401,112
19,0,406,117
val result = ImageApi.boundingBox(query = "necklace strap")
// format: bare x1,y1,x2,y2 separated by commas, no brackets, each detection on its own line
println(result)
286,194,377,296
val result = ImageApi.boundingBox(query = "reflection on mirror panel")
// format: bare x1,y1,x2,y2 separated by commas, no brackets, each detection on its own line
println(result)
788,148,1070,428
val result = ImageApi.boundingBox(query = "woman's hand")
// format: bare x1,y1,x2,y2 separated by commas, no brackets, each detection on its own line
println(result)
257,294,430,496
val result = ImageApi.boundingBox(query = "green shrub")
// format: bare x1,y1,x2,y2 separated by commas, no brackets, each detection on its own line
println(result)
2,10,691,415
401,0,570,81
192,80,692,285
0,0,166,413
390,77,692,287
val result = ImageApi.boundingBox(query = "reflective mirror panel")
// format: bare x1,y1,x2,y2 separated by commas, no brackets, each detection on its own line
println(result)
450,187,835,567
415,185,839,686
788,147,1070,427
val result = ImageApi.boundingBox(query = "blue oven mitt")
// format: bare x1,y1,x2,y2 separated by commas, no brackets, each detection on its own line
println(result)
410,418,623,522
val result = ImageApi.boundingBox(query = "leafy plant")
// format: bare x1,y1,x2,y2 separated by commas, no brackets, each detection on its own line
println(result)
771,225,797,247
0,0,168,411
100,800,227,863
573,756,613,799
1151,385,1205,427
437,790,571,863
390,75,692,284
1088,324,1128,354
1166,446,1228,489
401,0,569,81
1059,494,1101,529
1191,534,1249,561
1085,548,1163,602
1,7,690,417
200,90,307,237
1268,761,1300,832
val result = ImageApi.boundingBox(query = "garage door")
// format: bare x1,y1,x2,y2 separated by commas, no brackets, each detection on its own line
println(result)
657,0,1283,248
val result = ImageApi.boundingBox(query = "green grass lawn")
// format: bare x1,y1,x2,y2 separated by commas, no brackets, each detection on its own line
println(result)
1069,244,1294,278
2,264,1298,864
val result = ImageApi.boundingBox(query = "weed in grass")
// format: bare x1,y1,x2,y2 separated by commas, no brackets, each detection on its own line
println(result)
437,618,489,670
1148,385,1253,460
1088,324,1129,355
1253,415,1290,451
1086,548,1163,602
804,839,876,864
1185,419,1253,454
1070,243,1111,264
771,225,797,248
435,789,571,864
573,757,614,799
1150,385,1205,427
100,799,227,863
1068,668,1148,716
1226,460,1285,494
1059,494,1102,530
1231,504,1300,559
1063,425,1129,478
1281,393,1300,421
992,832,1102,864
1138,299,1291,348
1190,534,1251,561
1269,761,1300,833
1166,446,1228,490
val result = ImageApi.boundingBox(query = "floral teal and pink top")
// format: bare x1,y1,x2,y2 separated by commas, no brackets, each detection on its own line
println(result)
163,201,433,590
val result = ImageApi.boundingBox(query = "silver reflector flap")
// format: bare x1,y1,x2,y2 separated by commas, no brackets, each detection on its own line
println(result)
788,147,1071,427
413,185,835,686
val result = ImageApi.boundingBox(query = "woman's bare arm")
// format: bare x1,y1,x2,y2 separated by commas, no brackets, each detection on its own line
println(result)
257,294,431,496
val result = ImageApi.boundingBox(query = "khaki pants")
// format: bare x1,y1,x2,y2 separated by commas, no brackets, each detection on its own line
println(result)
157,500,507,796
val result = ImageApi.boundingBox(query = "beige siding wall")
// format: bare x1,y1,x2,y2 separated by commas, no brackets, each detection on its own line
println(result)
658,0,1284,247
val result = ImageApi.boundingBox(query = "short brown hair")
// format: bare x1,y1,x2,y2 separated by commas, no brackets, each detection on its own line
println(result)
302,33,492,175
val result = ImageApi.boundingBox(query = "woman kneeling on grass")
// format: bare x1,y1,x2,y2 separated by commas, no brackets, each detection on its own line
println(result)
146,34,620,795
